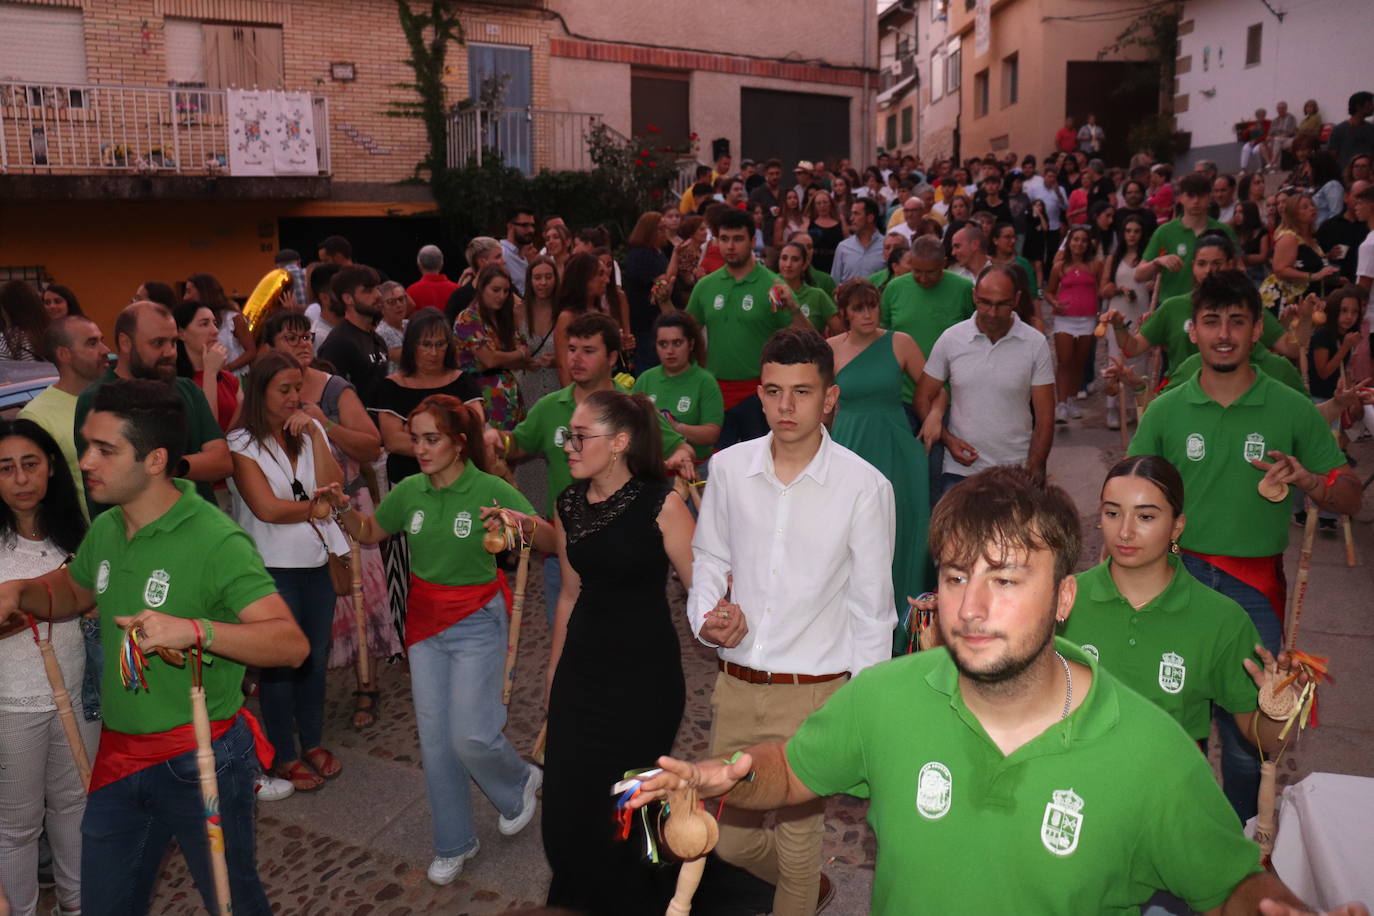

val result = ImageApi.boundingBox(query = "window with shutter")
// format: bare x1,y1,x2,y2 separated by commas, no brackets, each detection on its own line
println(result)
0,4,88,84
202,24,284,90
1244,23,1262,67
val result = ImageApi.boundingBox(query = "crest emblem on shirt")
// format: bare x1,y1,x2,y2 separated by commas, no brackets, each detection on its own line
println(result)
915,761,952,820
1080,643,1099,660
143,569,170,608
1183,318,1194,335
1185,433,1206,461
96,560,110,594
1158,651,1186,694
800,304,811,318
713,294,725,311
409,510,425,534
454,511,472,538
1040,788,1084,856
676,396,692,413
554,425,569,448
1176,243,1187,257
1243,432,1266,463
742,294,755,312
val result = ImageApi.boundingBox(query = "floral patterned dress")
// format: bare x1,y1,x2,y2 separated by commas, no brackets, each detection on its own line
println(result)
453,305,528,431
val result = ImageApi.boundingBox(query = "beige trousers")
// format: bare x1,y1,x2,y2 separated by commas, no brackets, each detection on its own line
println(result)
707,671,847,916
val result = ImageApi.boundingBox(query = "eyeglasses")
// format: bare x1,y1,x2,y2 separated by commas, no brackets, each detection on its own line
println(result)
555,430,611,452
383,296,406,305
416,339,448,350
279,332,314,344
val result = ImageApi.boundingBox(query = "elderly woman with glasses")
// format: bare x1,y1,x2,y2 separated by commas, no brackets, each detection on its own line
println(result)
376,280,412,373
258,310,394,728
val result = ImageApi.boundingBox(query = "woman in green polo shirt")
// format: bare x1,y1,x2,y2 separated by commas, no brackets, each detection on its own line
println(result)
776,240,840,335
631,311,723,469
1063,455,1304,761
323,394,557,886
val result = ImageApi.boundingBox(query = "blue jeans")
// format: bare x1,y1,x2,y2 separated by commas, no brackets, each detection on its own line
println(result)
81,717,270,916
938,472,969,502
1180,552,1282,824
716,393,769,452
408,596,530,857
260,565,335,765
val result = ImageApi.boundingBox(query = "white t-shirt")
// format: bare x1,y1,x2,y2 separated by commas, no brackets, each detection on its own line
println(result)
1357,229,1374,331
923,315,1055,475
227,420,348,568
0,537,83,712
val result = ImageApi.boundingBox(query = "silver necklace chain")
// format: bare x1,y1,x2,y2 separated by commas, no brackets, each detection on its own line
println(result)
1056,652,1073,721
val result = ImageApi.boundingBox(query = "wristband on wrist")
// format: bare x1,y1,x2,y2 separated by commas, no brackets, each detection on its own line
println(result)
200,618,215,650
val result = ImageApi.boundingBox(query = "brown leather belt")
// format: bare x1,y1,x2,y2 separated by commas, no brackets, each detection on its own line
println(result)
718,660,847,685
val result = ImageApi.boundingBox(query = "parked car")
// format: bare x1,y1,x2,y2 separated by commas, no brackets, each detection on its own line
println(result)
0,362,58,420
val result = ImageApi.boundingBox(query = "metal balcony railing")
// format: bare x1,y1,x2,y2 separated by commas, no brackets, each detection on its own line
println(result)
447,106,622,176
0,81,330,176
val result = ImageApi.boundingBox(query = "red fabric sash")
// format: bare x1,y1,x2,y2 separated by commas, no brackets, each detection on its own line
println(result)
88,707,273,794
405,571,511,649
718,378,760,411
1183,550,1287,629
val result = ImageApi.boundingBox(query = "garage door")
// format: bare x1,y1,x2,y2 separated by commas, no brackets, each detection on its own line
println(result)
740,88,849,180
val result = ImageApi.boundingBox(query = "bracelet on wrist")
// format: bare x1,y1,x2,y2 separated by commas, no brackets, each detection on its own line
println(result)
201,618,215,650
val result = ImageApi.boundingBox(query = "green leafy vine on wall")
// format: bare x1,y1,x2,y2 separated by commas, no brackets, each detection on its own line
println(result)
387,0,465,184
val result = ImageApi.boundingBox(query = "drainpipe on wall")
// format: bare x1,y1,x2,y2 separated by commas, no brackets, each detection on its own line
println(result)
862,0,874,162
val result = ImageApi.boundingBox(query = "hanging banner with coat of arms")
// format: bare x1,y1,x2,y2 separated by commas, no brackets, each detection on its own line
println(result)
228,89,318,177
975,0,991,57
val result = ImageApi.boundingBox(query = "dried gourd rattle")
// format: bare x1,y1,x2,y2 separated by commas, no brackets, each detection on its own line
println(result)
662,780,720,915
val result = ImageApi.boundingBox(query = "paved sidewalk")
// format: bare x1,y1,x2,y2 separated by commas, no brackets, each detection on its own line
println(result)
52,411,1374,915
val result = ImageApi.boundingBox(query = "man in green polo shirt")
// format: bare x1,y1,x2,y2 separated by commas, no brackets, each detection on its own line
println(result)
1134,171,1237,304
1130,270,1359,821
624,467,1348,914
1105,233,1299,373
690,209,809,450
0,379,307,915
73,301,231,516
489,312,694,624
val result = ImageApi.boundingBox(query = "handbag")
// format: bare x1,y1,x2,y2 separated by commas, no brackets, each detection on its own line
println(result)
311,520,352,597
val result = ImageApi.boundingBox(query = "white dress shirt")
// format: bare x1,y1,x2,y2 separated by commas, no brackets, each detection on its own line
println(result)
687,429,896,677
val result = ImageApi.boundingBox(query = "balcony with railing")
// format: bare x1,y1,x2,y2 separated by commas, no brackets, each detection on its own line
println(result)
0,81,330,180
447,106,624,176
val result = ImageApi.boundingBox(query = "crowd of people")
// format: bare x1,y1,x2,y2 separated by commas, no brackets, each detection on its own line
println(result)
1,89,1373,916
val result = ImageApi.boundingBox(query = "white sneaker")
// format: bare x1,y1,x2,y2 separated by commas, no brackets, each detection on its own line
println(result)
1068,401,1083,420
1076,387,1089,401
498,763,542,836
255,774,294,802
427,841,480,886
1055,403,1069,424
1106,407,1120,430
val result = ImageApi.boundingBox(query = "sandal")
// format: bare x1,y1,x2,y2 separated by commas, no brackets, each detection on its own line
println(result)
353,690,380,729
275,759,324,792
303,746,343,780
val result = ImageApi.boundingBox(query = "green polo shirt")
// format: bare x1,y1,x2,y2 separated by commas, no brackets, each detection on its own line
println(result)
879,270,975,400
1064,557,1261,739
1140,293,1283,371
73,368,225,515
374,463,533,586
1148,218,1238,302
786,639,1261,914
1130,371,1345,556
807,266,837,297
633,364,724,460
793,285,837,335
513,383,686,517
686,263,792,381
1163,346,1306,395
67,479,277,734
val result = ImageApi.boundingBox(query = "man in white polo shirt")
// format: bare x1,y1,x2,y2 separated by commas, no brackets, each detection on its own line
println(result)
915,264,1055,497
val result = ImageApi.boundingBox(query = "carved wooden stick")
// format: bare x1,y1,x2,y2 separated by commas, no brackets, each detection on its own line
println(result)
37,637,91,791
191,685,232,915
502,542,532,705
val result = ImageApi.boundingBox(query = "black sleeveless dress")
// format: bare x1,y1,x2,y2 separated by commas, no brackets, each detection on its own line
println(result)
543,477,685,914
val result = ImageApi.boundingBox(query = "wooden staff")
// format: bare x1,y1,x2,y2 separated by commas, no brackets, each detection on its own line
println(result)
1117,383,1131,452
1286,499,1319,651
346,530,370,687
29,619,91,791
1332,401,1358,568
190,680,232,915
531,720,547,765
662,783,719,916
1255,759,1279,858
502,542,532,705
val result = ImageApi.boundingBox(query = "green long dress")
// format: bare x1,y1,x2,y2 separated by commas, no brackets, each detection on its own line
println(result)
832,331,931,655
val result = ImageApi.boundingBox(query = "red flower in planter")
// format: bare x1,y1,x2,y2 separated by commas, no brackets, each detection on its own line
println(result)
635,158,644,166
649,161,658,167
646,124,661,133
